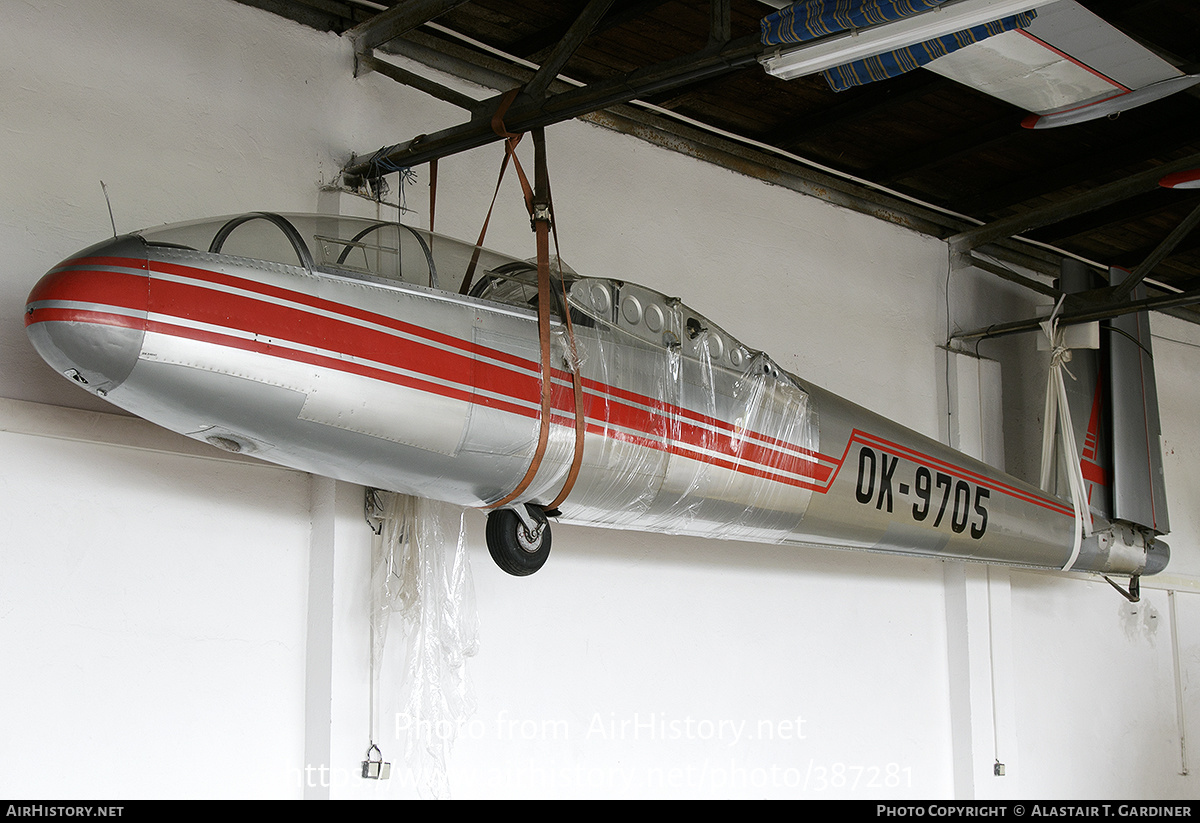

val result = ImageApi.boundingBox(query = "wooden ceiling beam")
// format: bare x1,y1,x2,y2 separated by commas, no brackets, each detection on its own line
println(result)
1113,230,1200,272
525,0,616,100
1112,200,1200,299
506,0,676,60
866,117,1018,185
230,0,372,32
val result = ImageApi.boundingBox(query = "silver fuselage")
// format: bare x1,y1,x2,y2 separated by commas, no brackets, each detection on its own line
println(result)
25,215,1164,576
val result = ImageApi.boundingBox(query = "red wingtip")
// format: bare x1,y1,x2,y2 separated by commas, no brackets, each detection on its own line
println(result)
1159,169,1200,189
1020,113,1042,129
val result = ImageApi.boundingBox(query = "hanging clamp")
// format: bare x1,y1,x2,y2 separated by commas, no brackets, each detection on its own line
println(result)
361,743,391,780
531,202,553,228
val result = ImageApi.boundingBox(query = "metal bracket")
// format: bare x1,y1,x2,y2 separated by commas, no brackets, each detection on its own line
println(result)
1103,574,1141,603
503,502,546,539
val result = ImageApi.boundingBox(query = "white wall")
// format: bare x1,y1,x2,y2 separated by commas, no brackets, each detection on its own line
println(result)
1,0,1197,799
0,413,312,798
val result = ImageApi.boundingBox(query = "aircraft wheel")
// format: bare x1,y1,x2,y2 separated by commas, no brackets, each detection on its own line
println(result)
486,505,551,576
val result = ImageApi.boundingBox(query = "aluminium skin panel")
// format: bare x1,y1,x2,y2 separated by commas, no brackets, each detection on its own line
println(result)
24,213,1166,578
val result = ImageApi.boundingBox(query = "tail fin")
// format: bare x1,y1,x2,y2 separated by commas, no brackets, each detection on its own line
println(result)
1053,262,1169,537
1105,267,1170,535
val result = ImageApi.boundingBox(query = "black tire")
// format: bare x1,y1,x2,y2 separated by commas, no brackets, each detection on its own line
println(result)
486,506,552,576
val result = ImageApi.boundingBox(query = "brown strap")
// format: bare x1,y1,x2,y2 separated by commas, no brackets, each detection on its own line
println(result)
457,144,515,295
489,218,554,509
546,220,585,511
428,158,437,235
474,115,585,513
483,100,554,510
490,89,535,214
490,87,520,138
459,89,532,295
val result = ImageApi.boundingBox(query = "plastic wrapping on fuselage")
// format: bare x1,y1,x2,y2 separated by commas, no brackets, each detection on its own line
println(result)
558,278,819,543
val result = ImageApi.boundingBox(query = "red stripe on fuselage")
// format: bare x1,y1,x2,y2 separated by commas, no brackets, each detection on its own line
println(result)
819,428,1074,518
25,306,146,332
28,266,149,317
33,257,829,489
149,259,829,470
30,257,1074,516
151,260,833,486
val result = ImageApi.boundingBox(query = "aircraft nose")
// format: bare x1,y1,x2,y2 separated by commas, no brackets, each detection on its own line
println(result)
24,236,150,397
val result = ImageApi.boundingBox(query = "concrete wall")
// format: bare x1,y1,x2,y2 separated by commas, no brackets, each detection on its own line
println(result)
1,0,1196,799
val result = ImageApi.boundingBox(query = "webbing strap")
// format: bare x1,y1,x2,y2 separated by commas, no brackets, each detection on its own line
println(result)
546,217,586,512
1038,297,1093,572
466,106,585,512
490,218,554,510
428,158,437,234
458,89,533,296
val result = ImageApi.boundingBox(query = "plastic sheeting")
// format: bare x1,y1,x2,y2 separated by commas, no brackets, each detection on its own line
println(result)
368,491,479,799
562,277,820,544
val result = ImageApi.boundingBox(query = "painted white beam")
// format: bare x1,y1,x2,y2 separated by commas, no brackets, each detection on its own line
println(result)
943,350,1016,799
304,475,338,800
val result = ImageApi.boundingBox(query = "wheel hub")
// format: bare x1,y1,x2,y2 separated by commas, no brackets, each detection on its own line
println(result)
516,523,544,553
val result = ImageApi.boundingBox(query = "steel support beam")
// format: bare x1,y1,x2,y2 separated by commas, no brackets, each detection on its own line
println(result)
344,34,762,177
524,0,615,101
956,251,1062,299
381,30,525,92
951,285,1200,342
949,152,1200,253
347,0,471,54
355,51,480,113
1111,200,1200,301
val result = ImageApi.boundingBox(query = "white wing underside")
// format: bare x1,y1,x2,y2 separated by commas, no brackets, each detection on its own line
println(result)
924,0,1188,118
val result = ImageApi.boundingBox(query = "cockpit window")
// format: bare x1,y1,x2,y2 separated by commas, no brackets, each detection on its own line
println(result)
314,221,437,288
135,213,526,291
469,262,540,308
209,213,315,271
467,261,594,326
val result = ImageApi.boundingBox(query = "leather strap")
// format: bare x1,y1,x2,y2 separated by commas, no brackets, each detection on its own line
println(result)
546,217,585,512
489,217,554,509
458,88,532,296
428,157,437,235
468,112,585,512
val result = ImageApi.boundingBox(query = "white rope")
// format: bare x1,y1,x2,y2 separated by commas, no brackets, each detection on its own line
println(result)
1038,297,1093,571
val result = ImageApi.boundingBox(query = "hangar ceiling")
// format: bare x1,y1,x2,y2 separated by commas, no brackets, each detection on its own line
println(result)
233,0,1200,333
